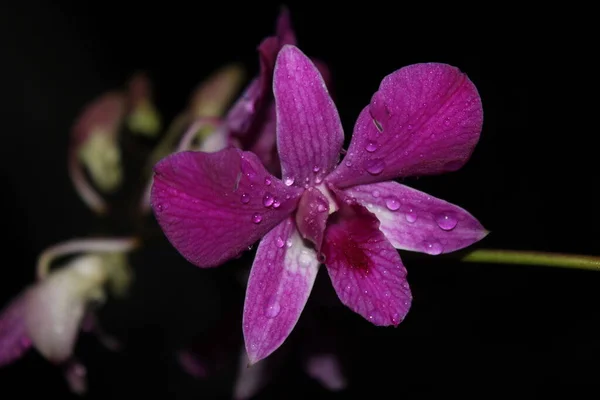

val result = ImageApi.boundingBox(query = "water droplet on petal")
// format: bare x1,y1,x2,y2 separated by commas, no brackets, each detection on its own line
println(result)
317,204,327,213
264,177,272,186
365,142,377,152
272,199,281,208
264,297,281,318
240,193,250,204
435,212,458,230
313,165,320,173
344,160,352,167
405,209,417,223
276,237,285,248
252,213,262,224
284,177,295,186
424,241,443,255
364,158,385,175
286,239,293,248
263,194,274,207
385,197,400,211
156,204,163,211
372,190,380,198
407,124,413,130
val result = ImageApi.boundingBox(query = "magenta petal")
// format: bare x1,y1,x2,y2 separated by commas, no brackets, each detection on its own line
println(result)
295,187,330,251
274,45,344,187
322,203,412,326
327,63,483,188
243,217,320,364
151,148,302,268
275,6,297,46
0,291,32,367
345,181,488,254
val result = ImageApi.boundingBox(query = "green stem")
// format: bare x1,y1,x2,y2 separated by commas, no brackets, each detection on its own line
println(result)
457,249,600,271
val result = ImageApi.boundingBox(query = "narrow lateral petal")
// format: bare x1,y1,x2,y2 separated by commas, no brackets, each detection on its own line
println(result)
274,45,344,187
327,63,483,188
295,187,330,251
152,148,302,268
345,181,488,254
243,217,320,364
0,291,32,366
322,203,412,326
304,353,347,391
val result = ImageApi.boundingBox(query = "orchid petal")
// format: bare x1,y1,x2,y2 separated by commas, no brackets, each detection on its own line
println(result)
305,353,347,391
295,187,330,251
64,359,88,395
274,45,344,187
327,63,483,188
275,6,297,46
243,217,320,364
247,104,280,176
322,203,412,326
152,148,302,268
234,347,270,400
345,181,488,254
24,255,107,363
0,291,32,366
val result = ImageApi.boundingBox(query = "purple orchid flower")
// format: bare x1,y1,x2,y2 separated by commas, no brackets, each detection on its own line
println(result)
0,238,136,394
151,45,487,364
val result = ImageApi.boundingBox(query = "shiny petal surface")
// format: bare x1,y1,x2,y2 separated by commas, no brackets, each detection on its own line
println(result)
274,45,344,187
0,291,32,366
327,63,483,188
243,217,319,364
152,148,302,268
345,181,488,254
322,203,412,326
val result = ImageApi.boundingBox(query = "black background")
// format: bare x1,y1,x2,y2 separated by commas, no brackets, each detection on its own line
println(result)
0,1,597,399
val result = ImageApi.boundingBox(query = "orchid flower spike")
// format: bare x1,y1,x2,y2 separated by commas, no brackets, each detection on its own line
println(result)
151,45,487,364
69,91,126,214
126,72,162,137
0,237,138,393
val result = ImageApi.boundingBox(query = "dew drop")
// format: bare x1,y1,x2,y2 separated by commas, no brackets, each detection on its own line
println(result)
435,212,458,230
424,241,443,255
276,237,285,248
264,297,281,318
317,203,327,213
272,199,281,208
312,165,320,173
156,204,163,212
240,193,250,204
263,193,274,207
344,160,352,167
264,177,272,186
286,239,293,248
252,213,262,224
365,142,377,152
284,177,295,186
405,209,417,223
372,190,380,198
407,124,413,130
364,158,385,175
385,197,400,211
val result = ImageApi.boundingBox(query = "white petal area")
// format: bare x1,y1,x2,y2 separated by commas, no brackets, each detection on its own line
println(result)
24,255,107,363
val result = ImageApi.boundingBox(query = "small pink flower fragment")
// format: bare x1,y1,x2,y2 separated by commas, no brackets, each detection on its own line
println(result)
69,91,126,214
151,46,487,364
126,71,162,137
